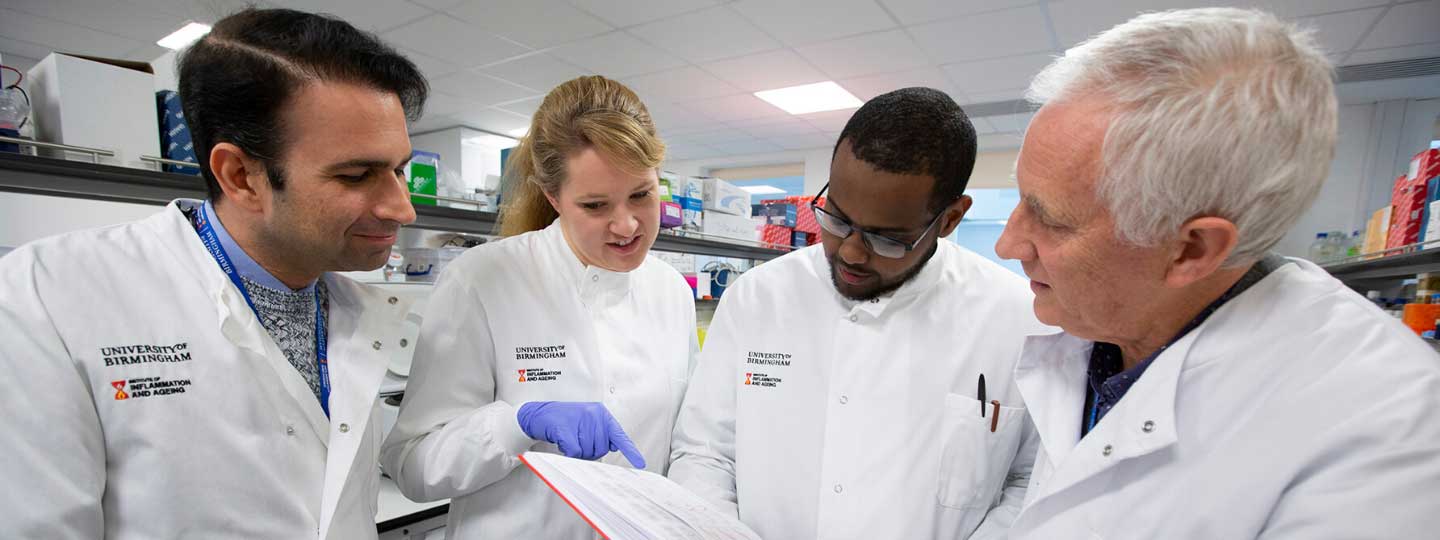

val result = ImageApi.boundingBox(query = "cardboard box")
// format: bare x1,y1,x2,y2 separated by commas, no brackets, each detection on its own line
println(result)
1388,174,1427,250
699,176,750,216
702,209,760,241
1414,149,1440,243
1364,206,1392,259
763,196,824,234
28,53,159,168
660,201,682,228
677,196,703,232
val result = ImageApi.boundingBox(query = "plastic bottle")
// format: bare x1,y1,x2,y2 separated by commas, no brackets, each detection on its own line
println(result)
1309,232,1329,262
1346,231,1362,258
1327,231,1347,262
0,87,29,153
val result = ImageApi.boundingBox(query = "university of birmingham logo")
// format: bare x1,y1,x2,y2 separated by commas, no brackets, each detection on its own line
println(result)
744,373,752,385
518,369,527,383
111,380,129,400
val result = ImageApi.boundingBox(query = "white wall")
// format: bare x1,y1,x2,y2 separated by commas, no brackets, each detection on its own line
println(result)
0,192,158,250
665,147,1021,196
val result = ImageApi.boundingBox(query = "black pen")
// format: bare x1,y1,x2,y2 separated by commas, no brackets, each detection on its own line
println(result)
978,374,987,418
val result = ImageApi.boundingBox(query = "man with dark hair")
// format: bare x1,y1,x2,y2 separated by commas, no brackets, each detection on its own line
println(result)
0,8,424,539
669,88,1048,539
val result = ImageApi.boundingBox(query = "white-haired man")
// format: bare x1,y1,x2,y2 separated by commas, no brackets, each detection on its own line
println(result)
996,8,1440,539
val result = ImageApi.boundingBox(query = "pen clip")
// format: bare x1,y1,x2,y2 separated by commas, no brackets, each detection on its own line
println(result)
990,400,1001,433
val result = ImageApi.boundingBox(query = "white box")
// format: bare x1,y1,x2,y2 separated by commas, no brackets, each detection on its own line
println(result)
700,176,750,216
1427,200,1440,244
28,53,160,169
701,210,760,241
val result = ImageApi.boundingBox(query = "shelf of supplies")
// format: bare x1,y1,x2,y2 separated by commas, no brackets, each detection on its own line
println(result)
0,152,789,260
1321,243,1440,283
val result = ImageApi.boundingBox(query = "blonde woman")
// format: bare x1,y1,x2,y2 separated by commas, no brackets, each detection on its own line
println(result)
380,76,697,538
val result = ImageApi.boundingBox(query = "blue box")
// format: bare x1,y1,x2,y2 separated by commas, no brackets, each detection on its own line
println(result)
1422,176,1440,243
792,230,809,247
155,90,200,175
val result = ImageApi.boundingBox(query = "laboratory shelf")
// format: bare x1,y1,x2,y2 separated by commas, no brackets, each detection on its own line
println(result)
1322,247,1440,284
0,152,788,261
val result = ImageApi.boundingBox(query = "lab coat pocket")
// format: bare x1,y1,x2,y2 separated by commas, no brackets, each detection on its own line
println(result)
937,393,1025,509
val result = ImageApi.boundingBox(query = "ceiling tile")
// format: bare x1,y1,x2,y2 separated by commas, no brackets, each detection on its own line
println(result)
623,66,742,103
1358,1,1440,51
0,37,56,65
1298,8,1385,56
648,103,723,132
382,14,530,67
986,111,1034,133
1344,42,1440,65
970,117,999,134
449,106,532,133
797,108,860,132
796,29,930,79
400,47,461,79
664,142,724,160
276,0,432,33
1252,0,1390,18
550,31,686,79
880,0,1037,25
421,91,479,117
740,119,821,139
671,128,755,146
497,96,543,119
430,69,540,105
410,0,467,12
942,52,1053,95
700,49,828,92
961,88,1028,104
838,67,957,100
909,5,1053,64
480,53,592,93
712,138,785,155
1046,0,1210,48
631,6,780,63
771,132,836,150
0,7,148,57
446,0,612,49
126,0,270,23
5,0,186,43
682,94,790,123
977,132,1025,152
731,0,895,47
568,0,720,28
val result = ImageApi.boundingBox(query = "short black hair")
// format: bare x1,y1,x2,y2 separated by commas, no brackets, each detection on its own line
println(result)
178,8,428,199
833,87,977,213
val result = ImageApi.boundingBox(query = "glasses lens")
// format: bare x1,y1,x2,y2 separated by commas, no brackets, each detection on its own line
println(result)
813,207,850,238
865,233,908,259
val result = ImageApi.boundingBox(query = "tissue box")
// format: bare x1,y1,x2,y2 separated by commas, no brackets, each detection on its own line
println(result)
677,196,703,232
702,210,760,241
155,90,199,175
756,202,798,227
761,224,793,248
660,201,682,228
28,53,159,168
700,177,750,216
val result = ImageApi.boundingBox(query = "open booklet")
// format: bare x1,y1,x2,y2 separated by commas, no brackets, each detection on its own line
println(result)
520,451,762,540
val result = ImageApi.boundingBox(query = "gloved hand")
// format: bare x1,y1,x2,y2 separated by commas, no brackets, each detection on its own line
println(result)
517,401,647,469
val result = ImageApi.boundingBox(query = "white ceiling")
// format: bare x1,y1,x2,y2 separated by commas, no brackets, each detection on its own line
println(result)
2,0,1438,160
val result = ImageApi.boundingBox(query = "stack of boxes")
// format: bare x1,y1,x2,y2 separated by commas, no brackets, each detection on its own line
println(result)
154,90,198,175
698,177,759,242
1414,150,1440,245
756,196,824,249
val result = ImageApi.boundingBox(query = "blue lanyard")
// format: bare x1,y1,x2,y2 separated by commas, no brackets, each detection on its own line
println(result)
1087,392,1100,434
190,205,331,418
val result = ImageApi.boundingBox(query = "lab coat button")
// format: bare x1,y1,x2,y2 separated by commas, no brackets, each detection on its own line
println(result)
848,314,858,323
400,338,409,348
609,385,616,394
387,296,398,305
833,484,843,493
591,275,599,282
285,425,295,436
1142,420,1155,433
1103,444,1113,456
339,423,350,433
839,395,848,404
372,341,382,350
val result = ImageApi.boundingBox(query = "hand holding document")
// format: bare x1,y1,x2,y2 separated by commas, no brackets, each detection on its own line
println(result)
520,452,761,540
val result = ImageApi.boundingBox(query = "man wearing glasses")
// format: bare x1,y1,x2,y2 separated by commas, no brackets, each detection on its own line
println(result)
669,87,1048,539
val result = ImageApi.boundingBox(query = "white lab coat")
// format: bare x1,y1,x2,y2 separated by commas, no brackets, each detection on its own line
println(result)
1009,259,1440,539
0,200,410,539
669,241,1049,540
380,221,697,539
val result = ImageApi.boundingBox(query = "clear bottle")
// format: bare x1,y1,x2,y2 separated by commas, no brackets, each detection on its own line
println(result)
1346,230,1363,258
1309,232,1329,262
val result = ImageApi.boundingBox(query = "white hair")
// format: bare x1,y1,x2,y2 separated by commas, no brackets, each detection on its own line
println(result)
1026,8,1337,265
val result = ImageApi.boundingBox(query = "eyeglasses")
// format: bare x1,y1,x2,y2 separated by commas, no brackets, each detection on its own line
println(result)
808,183,947,259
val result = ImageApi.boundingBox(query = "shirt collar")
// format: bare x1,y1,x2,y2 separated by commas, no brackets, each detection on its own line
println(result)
203,200,316,293
840,241,949,319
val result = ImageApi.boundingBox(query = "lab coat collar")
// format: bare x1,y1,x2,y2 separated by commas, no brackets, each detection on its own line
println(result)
540,220,632,308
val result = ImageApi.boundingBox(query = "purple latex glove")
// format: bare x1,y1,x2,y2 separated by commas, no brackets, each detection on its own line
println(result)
516,401,647,469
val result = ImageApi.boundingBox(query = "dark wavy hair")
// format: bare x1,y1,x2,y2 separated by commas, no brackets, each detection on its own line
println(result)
834,87,978,212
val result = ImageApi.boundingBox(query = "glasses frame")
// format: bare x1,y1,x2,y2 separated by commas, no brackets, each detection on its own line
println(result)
807,183,948,259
